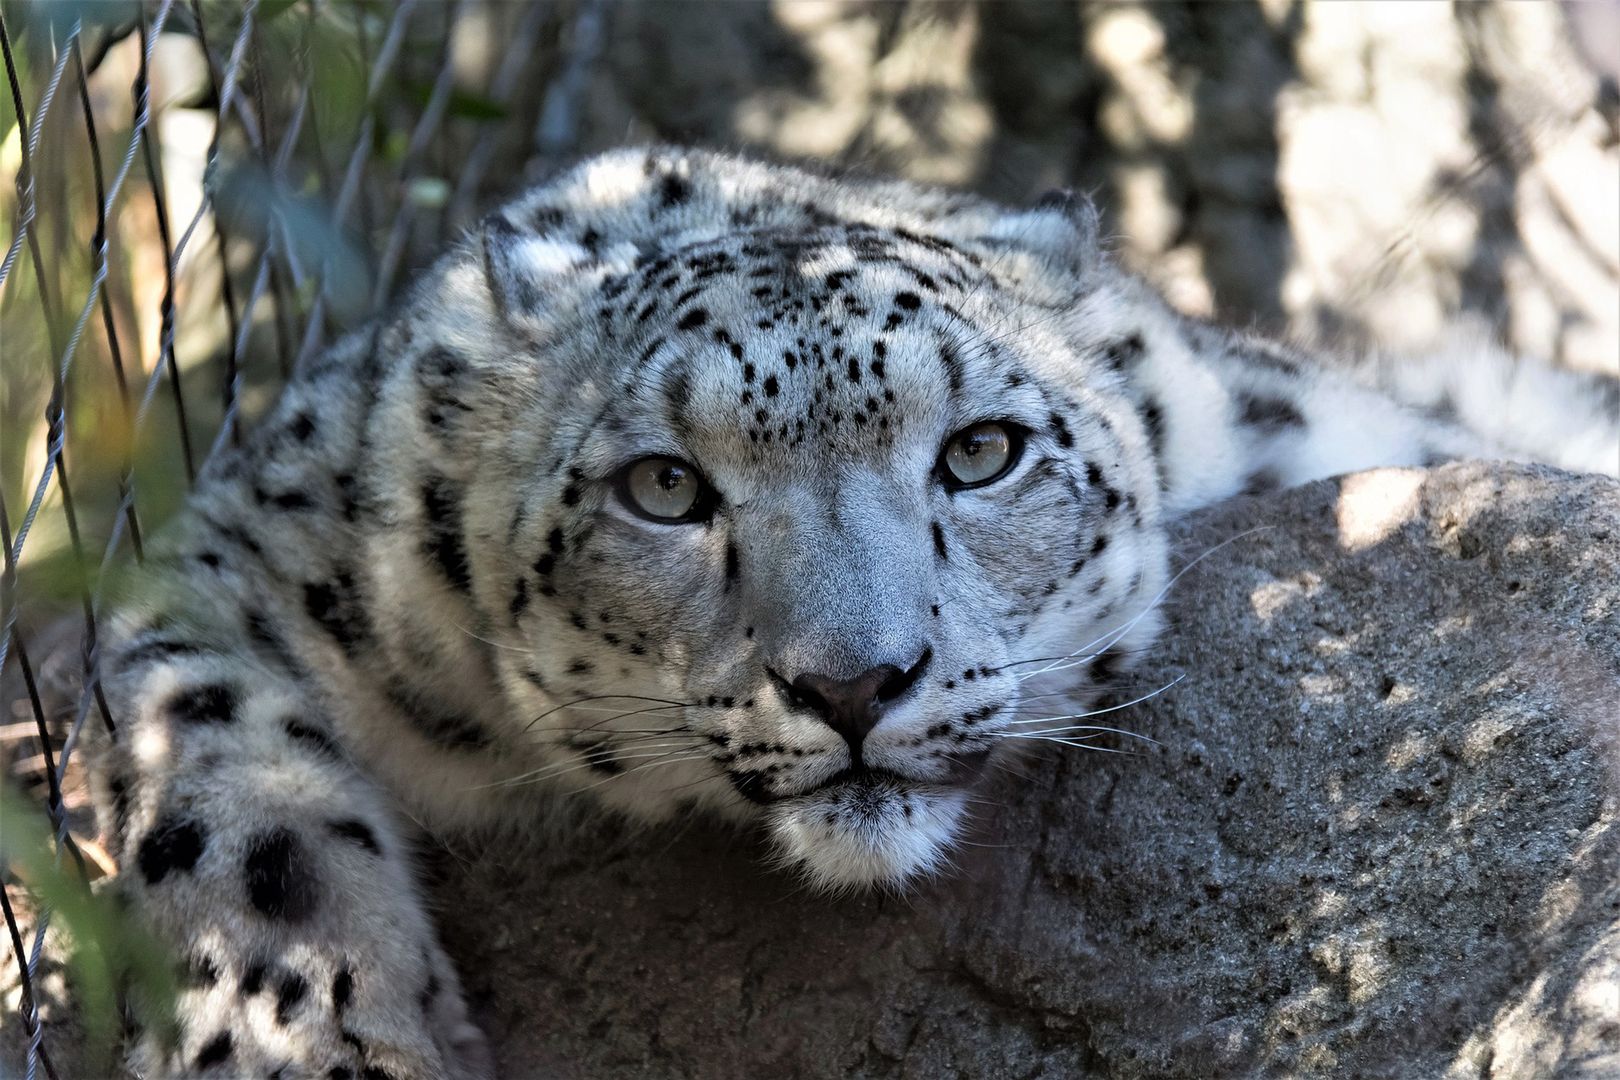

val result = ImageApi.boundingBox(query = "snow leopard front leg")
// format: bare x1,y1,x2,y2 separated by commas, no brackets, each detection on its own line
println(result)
88,618,490,1078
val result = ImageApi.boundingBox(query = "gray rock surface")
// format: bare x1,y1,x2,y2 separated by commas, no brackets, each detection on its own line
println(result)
5,462,1616,1078
423,462,1618,1079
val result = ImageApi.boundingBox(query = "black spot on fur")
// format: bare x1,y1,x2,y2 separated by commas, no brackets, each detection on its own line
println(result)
335,472,361,522
275,972,309,1024
246,609,304,675
333,966,354,1011
676,307,708,331
725,541,740,583
288,412,316,441
194,1031,233,1070
1236,391,1306,432
181,952,220,989
581,744,623,775
116,636,208,670
109,774,133,845
361,1068,399,1080
1049,412,1074,448
1087,652,1125,687
168,682,236,724
894,291,921,310
932,522,948,561
727,771,773,805
1104,333,1145,369
138,816,206,884
1241,469,1283,496
417,346,473,429
254,485,315,511
327,818,381,854
241,958,268,995
561,484,581,506
1141,400,1166,459
764,375,780,397
527,206,564,231
284,719,341,758
244,828,318,923
303,570,369,654
940,340,964,391
420,477,472,591
658,171,691,206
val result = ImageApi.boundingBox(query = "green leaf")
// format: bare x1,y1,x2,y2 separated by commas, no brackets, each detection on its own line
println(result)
446,89,509,122
256,0,302,23
402,81,510,123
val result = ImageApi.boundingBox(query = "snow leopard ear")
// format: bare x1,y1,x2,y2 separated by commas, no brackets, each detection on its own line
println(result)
980,188,1103,278
479,211,602,326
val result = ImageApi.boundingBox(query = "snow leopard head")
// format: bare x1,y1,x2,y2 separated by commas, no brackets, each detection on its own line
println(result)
404,150,1170,888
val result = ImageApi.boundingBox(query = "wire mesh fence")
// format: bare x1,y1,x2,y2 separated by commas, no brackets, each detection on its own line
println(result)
0,1,598,1071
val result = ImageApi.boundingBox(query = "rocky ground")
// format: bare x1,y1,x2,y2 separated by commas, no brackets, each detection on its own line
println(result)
6,466,1618,1078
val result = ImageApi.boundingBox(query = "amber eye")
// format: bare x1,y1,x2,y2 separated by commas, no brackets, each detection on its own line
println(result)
619,457,714,522
938,421,1025,490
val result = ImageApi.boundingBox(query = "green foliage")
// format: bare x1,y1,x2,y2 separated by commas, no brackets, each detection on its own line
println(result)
1,785,179,1070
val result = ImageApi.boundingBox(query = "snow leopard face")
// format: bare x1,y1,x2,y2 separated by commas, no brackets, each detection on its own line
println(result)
426,157,1170,889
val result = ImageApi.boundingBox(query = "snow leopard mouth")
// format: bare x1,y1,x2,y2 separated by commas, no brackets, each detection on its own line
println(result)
732,750,993,808
812,752,992,795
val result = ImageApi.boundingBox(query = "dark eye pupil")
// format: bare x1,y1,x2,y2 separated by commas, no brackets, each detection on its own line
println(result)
656,466,685,491
961,433,991,457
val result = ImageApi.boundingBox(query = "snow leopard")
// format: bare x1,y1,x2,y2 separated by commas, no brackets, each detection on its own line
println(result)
85,146,1618,1077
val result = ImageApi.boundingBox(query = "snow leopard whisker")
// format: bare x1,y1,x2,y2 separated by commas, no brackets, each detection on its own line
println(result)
555,751,718,797
452,621,531,654
554,725,694,739
986,757,1038,783
1002,682,1155,704
522,693,698,733
1006,678,1181,736
488,745,709,789
995,734,1138,754
1014,528,1273,683
479,749,687,788
545,703,692,731
1009,644,1154,684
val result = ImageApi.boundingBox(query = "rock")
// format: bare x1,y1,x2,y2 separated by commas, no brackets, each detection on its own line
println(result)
425,461,1617,1078
6,462,1615,1078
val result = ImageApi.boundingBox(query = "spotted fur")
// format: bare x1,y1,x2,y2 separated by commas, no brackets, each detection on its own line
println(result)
88,147,1618,1075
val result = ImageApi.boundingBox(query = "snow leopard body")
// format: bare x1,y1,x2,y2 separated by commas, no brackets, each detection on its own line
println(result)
85,146,1619,1076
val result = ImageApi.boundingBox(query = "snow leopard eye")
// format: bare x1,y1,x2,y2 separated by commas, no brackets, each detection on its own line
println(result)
938,421,1025,490
619,456,714,522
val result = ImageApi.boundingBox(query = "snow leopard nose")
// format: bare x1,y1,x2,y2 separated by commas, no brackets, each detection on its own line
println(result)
785,648,932,754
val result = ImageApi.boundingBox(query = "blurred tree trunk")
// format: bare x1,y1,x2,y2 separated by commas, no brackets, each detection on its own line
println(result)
561,0,1617,374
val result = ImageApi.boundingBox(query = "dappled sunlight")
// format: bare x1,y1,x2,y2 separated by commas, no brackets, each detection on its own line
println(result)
1248,572,1322,622
728,2,994,185
1334,469,1426,552
1382,729,1432,771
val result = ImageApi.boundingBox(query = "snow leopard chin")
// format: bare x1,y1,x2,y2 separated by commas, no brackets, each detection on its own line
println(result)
766,778,969,893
